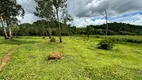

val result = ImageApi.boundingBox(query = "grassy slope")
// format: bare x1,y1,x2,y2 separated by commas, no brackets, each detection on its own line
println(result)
0,36,142,80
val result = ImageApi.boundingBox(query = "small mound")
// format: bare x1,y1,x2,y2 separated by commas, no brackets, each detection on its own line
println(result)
50,38,56,42
48,52,63,60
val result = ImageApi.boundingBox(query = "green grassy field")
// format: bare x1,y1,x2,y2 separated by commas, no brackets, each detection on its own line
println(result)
0,36,142,80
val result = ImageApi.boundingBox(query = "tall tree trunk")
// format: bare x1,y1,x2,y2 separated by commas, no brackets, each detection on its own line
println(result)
6,20,12,39
41,24,45,39
87,34,90,40
4,26,8,39
56,10,62,43
9,26,12,39
0,17,8,39
47,21,52,39
105,10,108,38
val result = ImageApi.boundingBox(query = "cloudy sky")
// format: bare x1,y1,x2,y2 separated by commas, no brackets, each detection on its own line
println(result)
17,0,142,27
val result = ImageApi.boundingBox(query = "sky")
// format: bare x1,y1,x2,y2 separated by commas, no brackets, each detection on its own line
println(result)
17,0,142,27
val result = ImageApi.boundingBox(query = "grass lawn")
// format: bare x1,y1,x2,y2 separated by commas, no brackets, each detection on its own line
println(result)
0,37,18,63
0,36,142,80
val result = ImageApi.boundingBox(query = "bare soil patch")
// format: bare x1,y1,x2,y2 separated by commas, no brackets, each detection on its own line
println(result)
0,47,18,73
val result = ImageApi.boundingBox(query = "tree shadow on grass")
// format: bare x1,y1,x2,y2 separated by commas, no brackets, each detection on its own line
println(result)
0,39,38,45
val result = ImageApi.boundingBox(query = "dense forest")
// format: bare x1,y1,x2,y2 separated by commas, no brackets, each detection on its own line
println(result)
0,21,142,37
89,22,142,35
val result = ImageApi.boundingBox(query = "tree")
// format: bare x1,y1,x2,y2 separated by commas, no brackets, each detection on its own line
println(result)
63,14,73,36
52,0,70,43
0,16,8,39
12,26,20,36
85,26,94,40
34,0,53,39
8,17,20,38
100,9,108,38
0,0,24,39
0,0,9,39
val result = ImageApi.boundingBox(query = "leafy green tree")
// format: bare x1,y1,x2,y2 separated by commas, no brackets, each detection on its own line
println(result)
52,0,70,43
85,26,94,40
34,0,53,39
12,26,20,36
0,0,24,39
19,23,32,36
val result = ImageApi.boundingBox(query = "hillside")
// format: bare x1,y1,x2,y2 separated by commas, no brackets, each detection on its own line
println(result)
90,22,142,35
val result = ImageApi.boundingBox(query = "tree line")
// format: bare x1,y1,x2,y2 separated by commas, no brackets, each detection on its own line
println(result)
89,22,142,35
0,0,142,43
0,20,73,37
0,21,142,37
0,0,71,43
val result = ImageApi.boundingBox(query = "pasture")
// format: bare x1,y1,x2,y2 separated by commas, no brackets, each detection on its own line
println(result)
0,36,142,80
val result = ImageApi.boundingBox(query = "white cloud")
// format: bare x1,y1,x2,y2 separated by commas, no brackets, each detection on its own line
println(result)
17,13,41,24
67,0,142,26
16,0,142,27
72,17,106,27
17,0,37,14
68,0,142,17
124,14,142,25
16,0,40,24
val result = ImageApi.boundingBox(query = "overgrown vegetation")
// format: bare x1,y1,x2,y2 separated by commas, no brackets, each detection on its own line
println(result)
0,22,142,37
97,39,114,50
108,35,142,43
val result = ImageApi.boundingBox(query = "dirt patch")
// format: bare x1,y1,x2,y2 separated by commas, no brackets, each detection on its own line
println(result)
0,47,18,73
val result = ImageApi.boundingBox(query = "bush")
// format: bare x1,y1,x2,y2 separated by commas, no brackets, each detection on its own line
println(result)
50,37,56,42
42,36,46,39
97,40,114,50
96,35,100,38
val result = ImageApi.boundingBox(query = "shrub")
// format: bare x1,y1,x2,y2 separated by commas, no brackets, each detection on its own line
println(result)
50,37,56,42
42,36,46,39
97,39,114,50
96,35,100,38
